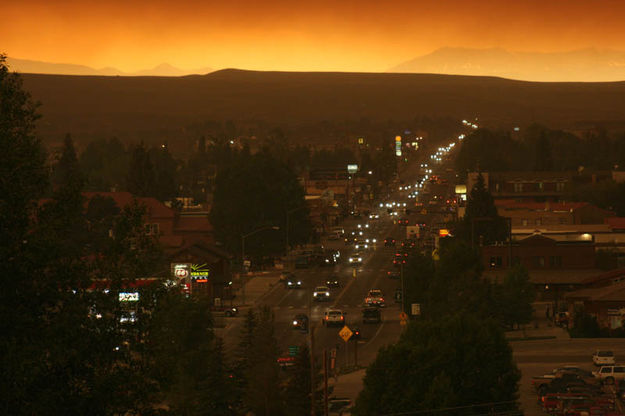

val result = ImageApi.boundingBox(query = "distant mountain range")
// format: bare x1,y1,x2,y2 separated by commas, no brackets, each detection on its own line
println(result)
6,57,212,77
389,47,625,82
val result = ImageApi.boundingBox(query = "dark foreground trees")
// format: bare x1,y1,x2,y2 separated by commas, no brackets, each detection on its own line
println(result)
353,314,520,416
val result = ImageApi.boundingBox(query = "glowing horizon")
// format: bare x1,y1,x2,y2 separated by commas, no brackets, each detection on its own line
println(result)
4,0,625,76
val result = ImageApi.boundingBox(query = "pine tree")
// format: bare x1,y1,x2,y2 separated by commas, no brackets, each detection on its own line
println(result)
126,142,156,197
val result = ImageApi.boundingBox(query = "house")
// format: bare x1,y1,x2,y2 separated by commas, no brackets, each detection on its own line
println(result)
564,281,625,330
82,192,229,303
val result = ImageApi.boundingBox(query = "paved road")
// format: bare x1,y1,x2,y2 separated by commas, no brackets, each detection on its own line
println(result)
262,213,407,372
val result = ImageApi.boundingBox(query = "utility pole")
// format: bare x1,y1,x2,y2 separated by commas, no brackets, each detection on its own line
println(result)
309,293,315,416
400,262,405,314
323,349,328,416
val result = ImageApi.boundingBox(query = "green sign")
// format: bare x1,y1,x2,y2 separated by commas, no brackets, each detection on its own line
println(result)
288,345,299,356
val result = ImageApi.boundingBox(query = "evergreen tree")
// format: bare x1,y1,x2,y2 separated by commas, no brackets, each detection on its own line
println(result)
150,143,178,202
242,306,283,416
457,173,508,245
126,142,156,197
353,314,520,415
500,266,535,329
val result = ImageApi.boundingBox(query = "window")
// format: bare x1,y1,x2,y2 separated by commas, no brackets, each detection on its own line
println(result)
538,182,544,191
535,218,542,226
514,183,523,193
614,367,624,373
145,223,160,235
600,367,611,374
522,219,528,226
556,182,565,192
532,256,545,268
489,256,502,268
550,256,562,267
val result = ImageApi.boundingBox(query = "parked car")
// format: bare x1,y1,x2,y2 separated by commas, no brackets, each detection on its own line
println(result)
362,307,381,324
592,350,615,366
292,314,309,331
593,365,625,384
212,306,239,317
323,309,346,327
384,237,396,247
313,286,331,302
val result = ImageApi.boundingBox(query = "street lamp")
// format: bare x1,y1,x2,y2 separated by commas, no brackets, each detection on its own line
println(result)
240,225,280,305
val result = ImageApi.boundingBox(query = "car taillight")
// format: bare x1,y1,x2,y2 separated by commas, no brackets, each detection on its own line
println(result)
341,316,344,320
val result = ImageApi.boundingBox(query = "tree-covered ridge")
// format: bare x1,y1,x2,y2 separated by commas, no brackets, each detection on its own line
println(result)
455,124,625,175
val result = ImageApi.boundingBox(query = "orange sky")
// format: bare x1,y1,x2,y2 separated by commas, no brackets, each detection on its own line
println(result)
3,0,625,72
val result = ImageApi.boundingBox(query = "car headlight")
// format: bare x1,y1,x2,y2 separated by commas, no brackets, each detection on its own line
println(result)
297,281,302,285
372,239,377,243
288,281,293,285
325,292,330,296
358,257,362,262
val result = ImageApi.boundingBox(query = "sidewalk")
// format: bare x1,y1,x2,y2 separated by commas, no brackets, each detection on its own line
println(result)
505,301,570,341
328,368,367,410
235,271,283,307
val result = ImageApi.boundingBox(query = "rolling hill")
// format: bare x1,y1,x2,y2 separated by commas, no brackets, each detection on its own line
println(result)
19,69,625,146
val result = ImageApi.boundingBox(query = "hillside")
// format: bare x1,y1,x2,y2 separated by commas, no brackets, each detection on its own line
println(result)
20,69,625,146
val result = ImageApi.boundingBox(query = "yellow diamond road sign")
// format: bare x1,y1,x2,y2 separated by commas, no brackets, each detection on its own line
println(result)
339,325,353,342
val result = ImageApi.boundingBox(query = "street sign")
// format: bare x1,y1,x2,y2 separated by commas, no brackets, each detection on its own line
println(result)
431,249,440,261
411,303,421,316
339,325,353,342
288,345,299,356
399,312,408,321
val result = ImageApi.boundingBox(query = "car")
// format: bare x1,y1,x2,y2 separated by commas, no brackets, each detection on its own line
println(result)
348,252,363,265
292,314,309,331
592,350,615,366
398,218,409,226
313,286,331,301
393,252,408,265
401,239,416,249
362,307,381,324
387,270,400,279
325,276,340,288
384,237,396,247
354,242,369,250
323,309,346,327
365,289,385,307
593,365,625,384
212,306,239,317
285,276,303,289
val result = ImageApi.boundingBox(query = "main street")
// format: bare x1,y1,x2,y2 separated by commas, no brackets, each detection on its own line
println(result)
264,212,408,371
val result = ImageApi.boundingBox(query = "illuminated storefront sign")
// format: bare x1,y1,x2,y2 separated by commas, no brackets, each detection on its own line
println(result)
190,263,210,283
119,292,139,302
395,135,402,156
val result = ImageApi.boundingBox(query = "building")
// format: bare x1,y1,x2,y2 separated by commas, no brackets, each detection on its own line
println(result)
495,200,614,227
564,281,625,330
82,192,229,303
467,170,617,202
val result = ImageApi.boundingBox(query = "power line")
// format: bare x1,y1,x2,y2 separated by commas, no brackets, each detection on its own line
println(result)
379,400,520,416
